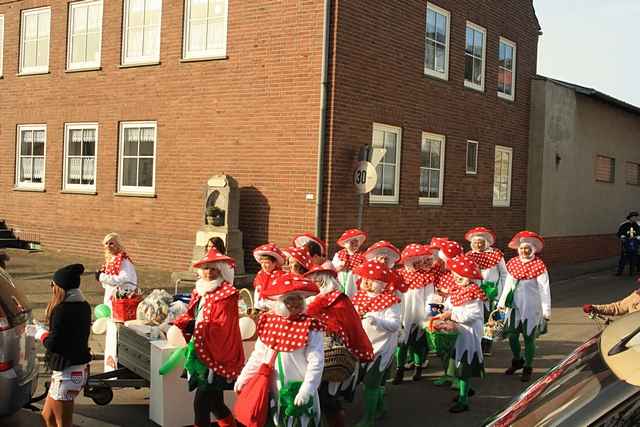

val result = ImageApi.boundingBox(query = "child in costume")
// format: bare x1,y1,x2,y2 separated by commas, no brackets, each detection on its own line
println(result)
332,229,367,298
393,244,439,384
439,255,486,413
364,240,407,294
464,227,508,315
293,233,327,267
351,260,401,427
305,262,374,427
252,243,286,311
284,246,313,276
234,273,325,427
173,248,245,427
497,231,551,382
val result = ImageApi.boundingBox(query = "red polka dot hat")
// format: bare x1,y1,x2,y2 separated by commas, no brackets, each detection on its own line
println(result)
261,272,320,300
354,260,394,283
508,230,544,253
253,243,285,266
303,260,338,279
400,243,436,264
193,248,236,269
464,227,496,246
283,246,312,270
337,228,367,248
364,240,401,265
437,240,463,262
446,255,482,280
292,233,327,256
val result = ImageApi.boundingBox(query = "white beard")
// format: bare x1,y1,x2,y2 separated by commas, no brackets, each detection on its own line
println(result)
195,278,222,296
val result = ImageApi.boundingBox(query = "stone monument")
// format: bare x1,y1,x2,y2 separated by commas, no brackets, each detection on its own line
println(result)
192,175,245,275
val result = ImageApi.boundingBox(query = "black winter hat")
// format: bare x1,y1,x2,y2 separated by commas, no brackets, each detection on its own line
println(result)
627,211,639,220
52,264,85,290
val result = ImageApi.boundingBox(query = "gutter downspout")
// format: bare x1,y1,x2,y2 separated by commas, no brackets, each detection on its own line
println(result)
314,0,332,241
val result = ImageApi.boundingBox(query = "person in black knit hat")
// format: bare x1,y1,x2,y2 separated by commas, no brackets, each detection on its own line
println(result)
26,263,92,427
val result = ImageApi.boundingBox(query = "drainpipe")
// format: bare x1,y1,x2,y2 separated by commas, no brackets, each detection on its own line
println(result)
314,0,332,241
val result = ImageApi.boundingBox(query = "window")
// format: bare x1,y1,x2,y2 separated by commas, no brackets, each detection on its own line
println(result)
424,3,449,80
464,21,486,91
63,124,98,192
370,123,402,204
419,132,445,205
67,0,103,70
122,0,162,66
19,7,51,75
493,145,512,207
498,37,516,100
0,15,4,77
183,0,228,60
595,155,615,183
466,140,478,174
118,122,156,194
626,162,640,186
16,125,46,190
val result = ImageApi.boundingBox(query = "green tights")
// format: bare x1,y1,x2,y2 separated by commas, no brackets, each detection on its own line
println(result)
509,332,536,367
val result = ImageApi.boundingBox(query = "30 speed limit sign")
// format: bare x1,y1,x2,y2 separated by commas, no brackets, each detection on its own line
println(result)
354,161,378,194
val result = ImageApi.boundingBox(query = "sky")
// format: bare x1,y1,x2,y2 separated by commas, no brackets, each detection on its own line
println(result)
534,0,640,107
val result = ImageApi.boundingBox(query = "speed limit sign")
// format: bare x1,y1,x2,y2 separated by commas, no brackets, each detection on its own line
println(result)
354,161,378,194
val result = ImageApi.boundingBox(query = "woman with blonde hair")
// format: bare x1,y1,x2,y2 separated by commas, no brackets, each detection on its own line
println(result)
97,232,138,372
27,264,91,426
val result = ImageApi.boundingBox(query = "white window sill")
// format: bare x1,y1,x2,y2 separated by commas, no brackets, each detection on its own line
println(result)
114,192,156,198
13,186,45,192
492,202,511,208
465,170,478,175
419,198,443,207
368,199,400,206
497,92,515,102
424,69,448,81
65,66,102,73
464,81,484,92
180,55,228,63
17,71,50,77
120,61,161,69
61,189,97,195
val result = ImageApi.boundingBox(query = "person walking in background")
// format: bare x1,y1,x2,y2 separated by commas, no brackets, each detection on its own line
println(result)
616,211,640,276
27,264,91,427
96,233,138,372
205,237,226,255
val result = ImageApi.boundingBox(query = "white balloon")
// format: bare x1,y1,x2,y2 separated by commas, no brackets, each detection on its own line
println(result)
91,317,108,335
166,325,187,347
239,316,257,341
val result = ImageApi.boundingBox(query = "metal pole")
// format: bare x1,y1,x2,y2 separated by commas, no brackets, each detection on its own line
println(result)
356,145,371,230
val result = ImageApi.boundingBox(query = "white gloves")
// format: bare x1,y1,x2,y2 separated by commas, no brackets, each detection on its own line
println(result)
234,378,246,393
294,388,311,407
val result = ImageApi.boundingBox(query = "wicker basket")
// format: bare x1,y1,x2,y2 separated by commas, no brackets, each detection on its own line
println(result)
484,309,506,341
322,335,357,383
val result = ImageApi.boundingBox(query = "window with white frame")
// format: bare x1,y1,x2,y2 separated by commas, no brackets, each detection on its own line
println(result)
16,125,46,190
493,145,513,207
118,122,156,194
63,124,98,191
67,0,103,70
419,132,445,205
424,3,449,80
370,123,401,204
183,0,228,60
464,22,486,91
498,37,516,100
0,15,4,77
19,7,51,75
466,140,478,174
122,0,162,65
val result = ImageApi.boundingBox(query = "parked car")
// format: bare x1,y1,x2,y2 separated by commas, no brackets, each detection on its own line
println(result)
483,311,640,426
0,267,38,417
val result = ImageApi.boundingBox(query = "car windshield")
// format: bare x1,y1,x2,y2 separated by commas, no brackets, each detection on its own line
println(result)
0,268,31,326
484,335,619,426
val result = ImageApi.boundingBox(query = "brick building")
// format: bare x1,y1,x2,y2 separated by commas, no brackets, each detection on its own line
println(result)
0,1,541,271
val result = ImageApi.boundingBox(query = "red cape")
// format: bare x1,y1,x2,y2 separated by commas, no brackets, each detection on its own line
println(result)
307,291,374,362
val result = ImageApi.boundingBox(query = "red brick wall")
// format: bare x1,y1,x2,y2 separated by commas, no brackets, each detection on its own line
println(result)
541,235,619,265
0,0,325,271
321,0,540,253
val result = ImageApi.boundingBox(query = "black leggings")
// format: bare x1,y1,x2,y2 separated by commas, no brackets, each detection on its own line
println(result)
194,388,231,426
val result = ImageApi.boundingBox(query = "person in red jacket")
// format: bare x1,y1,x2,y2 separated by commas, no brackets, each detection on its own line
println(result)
293,233,328,267
305,262,374,427
252,243,286,311
173,248,245,427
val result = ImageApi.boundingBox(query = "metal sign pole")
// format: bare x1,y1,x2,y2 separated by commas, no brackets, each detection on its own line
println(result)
356,145,371,230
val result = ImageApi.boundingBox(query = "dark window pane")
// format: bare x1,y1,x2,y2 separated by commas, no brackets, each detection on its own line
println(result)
430,172,439,198
464,55,474,81
124,128,139,156
139,139,154,156
473,58,483,84
425,41,435,71
465,28,473,54
435,13,446,44
498,69,506,93
435,44,445,72
473,31,483,57
372,163,383,195
33,141,45,156
383,132,396,162
420,140,429,166
382,165,395,195
138,158,154,187
426,10,436,40
420,169,429,195
123,158,138,186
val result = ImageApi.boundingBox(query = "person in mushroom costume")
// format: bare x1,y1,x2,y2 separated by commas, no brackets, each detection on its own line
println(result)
331,228,368,298
351,260,402,427
464,227,508,315
173,248,245,427
304,262,374,427
252,243,286,311
364,240,407,295
234,273,325,427
293,233,327,267
283,246,313,276
393,243,440,384
434,239,464,297
497,231,551,382
439,255,487,413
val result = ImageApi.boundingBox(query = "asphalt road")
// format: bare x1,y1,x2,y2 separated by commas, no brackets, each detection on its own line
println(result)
1,249,636,427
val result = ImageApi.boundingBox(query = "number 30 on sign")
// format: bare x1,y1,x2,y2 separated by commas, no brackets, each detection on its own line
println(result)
354,161,378,194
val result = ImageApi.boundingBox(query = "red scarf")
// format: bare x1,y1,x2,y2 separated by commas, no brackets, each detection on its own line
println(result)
466,249,504,270
252,269,284,298
506,256,547,280
257,313,325,352
398,267,438,290
449,283,487,307
352,290,400,316
337,249,366,271
435,271,459,294
101,252,132,275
